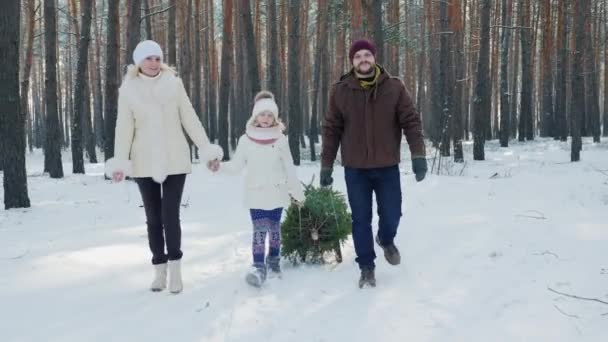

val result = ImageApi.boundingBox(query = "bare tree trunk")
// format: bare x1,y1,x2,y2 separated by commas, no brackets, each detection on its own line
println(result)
193,0,202,144
584,0,600,142
438,0,451,156
499,0,513,147
266,0,280,103
571,0,585,161
144,0,153,40
207,0,218,141
473,0,491,160
450,0,464,162
1,0,31,208
21,0,36,154
92,0,105,149
124,0,141,68
539,0,553,137
604,0,608,137
310,0,329,161
519,0,534,141
168,0,177,66
104,0,120,162
555,0,569,141
71,0,94,173
370,0,383,64
288,0,302,164
240,0,262,100
218,0,233,159
44,0,64,177
351,0,364,40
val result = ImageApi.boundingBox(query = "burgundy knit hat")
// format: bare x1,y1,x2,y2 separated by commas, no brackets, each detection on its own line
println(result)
349,39,377,63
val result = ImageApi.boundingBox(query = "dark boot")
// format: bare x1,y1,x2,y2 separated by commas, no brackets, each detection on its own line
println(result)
358,266,376,288
266,256,282,278
375,235,401,265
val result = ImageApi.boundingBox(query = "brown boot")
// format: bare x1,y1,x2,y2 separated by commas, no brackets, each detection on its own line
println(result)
375,235,401,265
358,266,376,288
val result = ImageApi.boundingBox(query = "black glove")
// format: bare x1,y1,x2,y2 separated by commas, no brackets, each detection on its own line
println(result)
412,158,427,182
320,167,334,187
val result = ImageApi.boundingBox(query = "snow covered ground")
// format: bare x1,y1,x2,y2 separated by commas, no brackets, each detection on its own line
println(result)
1,137,607,342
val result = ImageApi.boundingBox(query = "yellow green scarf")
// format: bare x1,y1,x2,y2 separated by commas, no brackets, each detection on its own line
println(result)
358,65,381,89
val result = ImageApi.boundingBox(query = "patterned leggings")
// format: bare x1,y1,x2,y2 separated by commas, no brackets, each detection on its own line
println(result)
250,208,283,264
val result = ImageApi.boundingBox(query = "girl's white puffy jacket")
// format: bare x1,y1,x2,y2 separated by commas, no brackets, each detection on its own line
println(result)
106,64,222,183
221,134,305,210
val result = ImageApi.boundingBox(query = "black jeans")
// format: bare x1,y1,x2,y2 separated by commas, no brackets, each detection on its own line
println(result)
135,174,186,265
344,165,402,269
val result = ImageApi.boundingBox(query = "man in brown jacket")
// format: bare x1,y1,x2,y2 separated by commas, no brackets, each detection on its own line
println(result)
320,39,427,288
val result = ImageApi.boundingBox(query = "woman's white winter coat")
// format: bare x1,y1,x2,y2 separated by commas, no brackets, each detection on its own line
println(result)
106,64,222,183
221,134,305,210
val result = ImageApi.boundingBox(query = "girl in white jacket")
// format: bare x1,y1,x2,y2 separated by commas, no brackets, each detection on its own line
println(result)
217,90,305,287
105,40,223,294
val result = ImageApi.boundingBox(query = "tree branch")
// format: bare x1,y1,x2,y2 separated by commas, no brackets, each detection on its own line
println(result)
548,287,608,305
140,5,176,23
554,305,580,319
491,25,533,30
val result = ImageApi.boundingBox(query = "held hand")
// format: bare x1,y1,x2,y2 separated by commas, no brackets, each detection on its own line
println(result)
112,171,125,183
207,159,220,172
290,196,304,209
411,157,427,182
320,167,333,187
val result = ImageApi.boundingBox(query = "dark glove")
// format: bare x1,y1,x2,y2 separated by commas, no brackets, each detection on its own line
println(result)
320,167,334,187
412,157,427,182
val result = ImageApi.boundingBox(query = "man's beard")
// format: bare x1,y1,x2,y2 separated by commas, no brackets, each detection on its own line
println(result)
355,62,374,76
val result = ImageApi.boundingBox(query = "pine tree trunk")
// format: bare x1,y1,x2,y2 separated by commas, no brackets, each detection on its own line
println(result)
1,0,31,209
439,0,451,157
288,0,302,165
604,0,608,137
218,0,233,160
351,0,364,40
539,0,553,137
124,0,141,67
193,0,202,138
84,69,97,163
519,0,534,141
144,0,153,40
92,0,105,149
499,0,512,147
104,0,120,162
571,0,585,161
310,0,329,161
207,0,218,141
555,0,569,141
21,0,36,154
241,0,261,98
584,0,600,142
371,0,383,64
44,0,64,177
266,0,280,105
509,0,520,139
473,0,491,160
450,0,464,162
168,0,177,66
71,0,93,174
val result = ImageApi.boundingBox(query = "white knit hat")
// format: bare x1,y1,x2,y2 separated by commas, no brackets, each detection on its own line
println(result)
247,91,279,127
132,40,163,66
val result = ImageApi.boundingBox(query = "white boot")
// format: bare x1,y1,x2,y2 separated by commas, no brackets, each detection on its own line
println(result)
150,263,167,292
168,260,183,294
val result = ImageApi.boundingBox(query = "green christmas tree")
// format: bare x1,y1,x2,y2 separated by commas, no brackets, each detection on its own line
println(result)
281,183,351,264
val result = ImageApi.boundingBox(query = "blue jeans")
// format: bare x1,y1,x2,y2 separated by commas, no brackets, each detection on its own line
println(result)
345,165,402,269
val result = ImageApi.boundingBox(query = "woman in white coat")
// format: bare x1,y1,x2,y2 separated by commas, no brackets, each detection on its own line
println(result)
217,90,305,287
105,40,223,294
